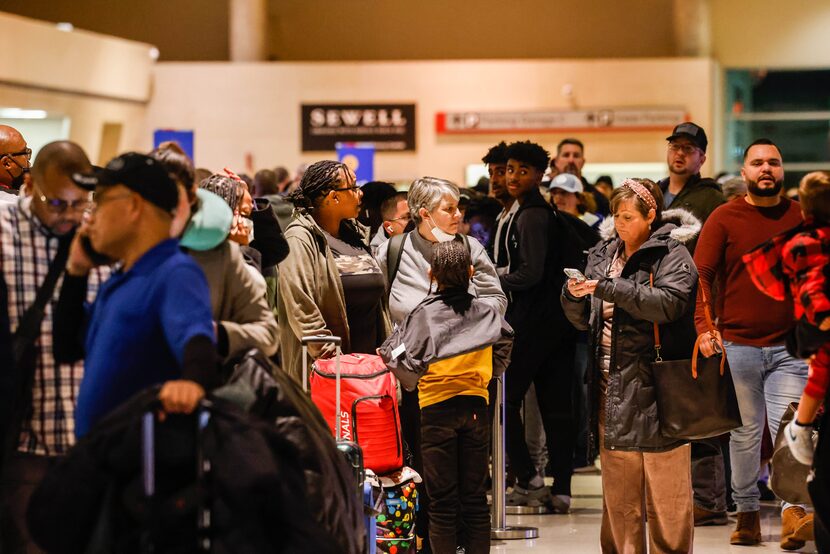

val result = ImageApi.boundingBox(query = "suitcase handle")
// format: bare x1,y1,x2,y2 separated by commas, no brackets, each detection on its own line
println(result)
301,335,343,439
301,335,342,346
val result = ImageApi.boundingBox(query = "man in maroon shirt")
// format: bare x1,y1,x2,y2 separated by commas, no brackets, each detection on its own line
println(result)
695,139,811,550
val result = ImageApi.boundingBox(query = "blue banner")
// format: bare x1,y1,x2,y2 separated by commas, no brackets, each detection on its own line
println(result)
336,143,375,186
153,129,194,161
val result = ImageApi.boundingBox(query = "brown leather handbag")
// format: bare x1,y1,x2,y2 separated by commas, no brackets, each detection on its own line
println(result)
650,275,743,440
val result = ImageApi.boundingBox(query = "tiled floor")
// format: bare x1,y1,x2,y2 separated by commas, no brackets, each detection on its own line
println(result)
490,474,818,553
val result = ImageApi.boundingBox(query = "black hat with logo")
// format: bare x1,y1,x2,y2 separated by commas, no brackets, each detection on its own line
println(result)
666,122,708,153
72,152,177,212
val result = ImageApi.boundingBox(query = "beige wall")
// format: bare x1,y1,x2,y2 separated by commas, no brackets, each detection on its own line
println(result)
0,12,152,164
147,58,718,183
0,12,154,102
711,0,830,68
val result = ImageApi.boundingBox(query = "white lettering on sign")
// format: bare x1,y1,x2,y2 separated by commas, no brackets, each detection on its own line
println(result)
339,410,352,441
341,110,362,126
310,108,326,127
309,109,410,128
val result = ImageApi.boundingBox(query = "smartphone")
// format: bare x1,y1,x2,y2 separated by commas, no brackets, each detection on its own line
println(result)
81,235,115,265
564,267,587,282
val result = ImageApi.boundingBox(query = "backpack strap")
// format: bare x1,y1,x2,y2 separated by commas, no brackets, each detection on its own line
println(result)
386,232,409,287
387,231,470,287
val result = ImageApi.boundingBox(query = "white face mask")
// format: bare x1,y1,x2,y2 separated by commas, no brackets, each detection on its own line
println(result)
428,215,455,242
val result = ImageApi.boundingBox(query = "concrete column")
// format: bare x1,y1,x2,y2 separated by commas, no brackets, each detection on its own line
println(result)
229,0,268,61
673,0,711,57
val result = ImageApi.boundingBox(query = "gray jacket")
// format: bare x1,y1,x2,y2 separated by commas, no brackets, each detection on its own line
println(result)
561,209,700,455
375,230,507,325
378,291,514,391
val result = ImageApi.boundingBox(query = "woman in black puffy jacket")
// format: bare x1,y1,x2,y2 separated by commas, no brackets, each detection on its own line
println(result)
561,178,701,554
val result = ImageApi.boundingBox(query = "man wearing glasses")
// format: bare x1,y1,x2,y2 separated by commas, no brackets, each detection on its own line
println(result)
658,122,729,528
370,191,410,255
0,141,108,552
0,125,31,202
659,122,725,238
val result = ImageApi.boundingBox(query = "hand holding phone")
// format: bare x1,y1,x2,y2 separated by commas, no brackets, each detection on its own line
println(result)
564,267,587,282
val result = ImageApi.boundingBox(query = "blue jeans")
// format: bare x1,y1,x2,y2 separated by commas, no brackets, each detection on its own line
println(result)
724,341,808,513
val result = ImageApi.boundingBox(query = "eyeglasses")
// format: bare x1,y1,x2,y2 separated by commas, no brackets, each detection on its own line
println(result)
34,185,92,214
390,213,411,223
667,143,700,155
87,191,134,215
2,148,32,161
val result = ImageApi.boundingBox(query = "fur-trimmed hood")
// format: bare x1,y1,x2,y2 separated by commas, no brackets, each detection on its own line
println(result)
598,208,702,245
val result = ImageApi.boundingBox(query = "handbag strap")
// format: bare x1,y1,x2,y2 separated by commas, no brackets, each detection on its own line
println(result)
11,235,72,365
650,272,726,379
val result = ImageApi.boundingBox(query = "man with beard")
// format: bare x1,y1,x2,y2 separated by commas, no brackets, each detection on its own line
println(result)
0,125,31,201
695,139,812,549
0,141,108,551
552,138,609,217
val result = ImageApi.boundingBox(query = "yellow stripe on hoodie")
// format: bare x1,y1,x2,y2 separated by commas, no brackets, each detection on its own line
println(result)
418,346,493,409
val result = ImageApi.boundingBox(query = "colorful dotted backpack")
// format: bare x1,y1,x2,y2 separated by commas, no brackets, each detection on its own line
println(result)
368,467,421,554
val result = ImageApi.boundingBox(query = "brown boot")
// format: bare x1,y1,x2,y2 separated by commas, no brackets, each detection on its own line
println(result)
694,505,728,526
730,510,762,546
781,506,814,550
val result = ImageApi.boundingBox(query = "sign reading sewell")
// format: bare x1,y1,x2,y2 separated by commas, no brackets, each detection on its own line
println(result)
302,104,416,151
436,108,687,134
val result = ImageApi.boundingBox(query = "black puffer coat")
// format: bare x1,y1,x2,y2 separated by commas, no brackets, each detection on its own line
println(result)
213,351,366,554
562,209,700,457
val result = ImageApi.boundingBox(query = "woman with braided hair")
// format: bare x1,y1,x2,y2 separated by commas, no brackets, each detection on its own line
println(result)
277,160,391,382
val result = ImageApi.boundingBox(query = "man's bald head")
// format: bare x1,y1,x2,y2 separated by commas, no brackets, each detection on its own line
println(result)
0,125,29,190
0,125,24,151
31,141,92,183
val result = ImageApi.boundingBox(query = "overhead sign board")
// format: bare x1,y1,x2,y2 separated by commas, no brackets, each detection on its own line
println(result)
302,104,416,151
435,108,687,134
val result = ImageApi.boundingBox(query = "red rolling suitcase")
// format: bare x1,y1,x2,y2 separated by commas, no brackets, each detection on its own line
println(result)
302,339,404,478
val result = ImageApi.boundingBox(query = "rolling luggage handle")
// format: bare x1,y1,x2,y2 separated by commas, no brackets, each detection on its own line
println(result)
302,335,343,439
141,401,213,553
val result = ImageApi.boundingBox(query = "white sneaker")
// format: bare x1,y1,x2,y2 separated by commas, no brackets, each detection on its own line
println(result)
785,418,815,466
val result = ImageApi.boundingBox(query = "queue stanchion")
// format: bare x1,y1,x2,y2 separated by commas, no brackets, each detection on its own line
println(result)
491,374,538,540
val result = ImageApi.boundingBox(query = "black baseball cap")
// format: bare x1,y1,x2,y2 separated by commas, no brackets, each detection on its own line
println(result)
666,122,708,153
72,152,178,212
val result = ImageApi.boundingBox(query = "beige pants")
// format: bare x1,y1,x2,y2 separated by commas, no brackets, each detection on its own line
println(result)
599,405,694,554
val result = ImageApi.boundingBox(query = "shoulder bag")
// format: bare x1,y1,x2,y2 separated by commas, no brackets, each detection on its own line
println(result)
650,273,743,440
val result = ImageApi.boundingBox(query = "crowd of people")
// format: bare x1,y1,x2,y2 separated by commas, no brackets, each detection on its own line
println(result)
0,119,828,554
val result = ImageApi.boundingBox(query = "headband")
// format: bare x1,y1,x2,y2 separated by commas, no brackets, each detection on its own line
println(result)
621,179,657,212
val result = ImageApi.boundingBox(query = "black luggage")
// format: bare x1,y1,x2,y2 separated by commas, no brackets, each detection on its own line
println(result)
27,388,324,554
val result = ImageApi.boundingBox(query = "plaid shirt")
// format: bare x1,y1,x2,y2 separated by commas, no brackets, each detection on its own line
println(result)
0,197,107,456
743,220,830,325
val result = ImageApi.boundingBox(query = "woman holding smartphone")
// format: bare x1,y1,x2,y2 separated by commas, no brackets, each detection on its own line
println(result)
561,178,702,554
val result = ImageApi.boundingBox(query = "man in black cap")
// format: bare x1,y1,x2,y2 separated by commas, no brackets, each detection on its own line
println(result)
659,122,725,237
55,152,218,437
659,123,729,528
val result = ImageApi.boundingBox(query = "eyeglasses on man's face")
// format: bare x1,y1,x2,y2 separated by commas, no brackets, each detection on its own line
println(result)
34,185,92,214
2,148,32,161
667,143,700,155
